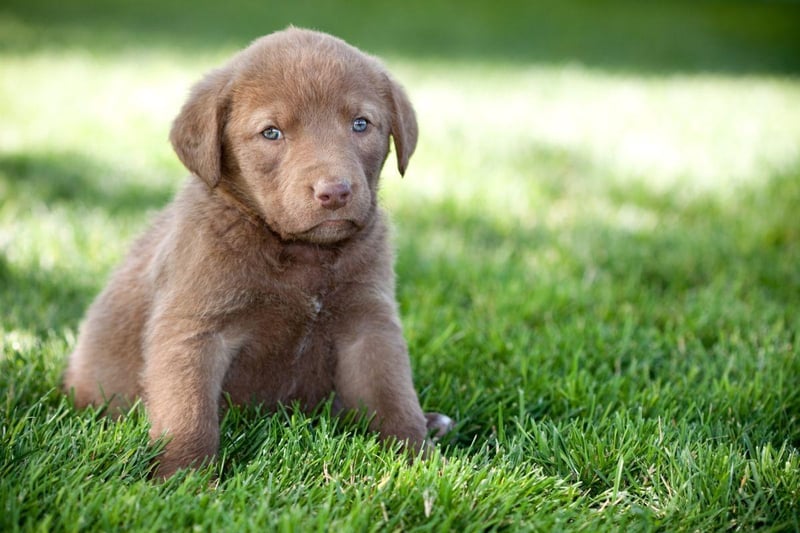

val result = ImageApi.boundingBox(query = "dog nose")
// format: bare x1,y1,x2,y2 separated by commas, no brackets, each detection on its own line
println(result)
314,181,351,210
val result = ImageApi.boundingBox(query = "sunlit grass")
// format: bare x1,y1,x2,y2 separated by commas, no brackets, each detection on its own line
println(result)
2,10,800,531
392,62,800,212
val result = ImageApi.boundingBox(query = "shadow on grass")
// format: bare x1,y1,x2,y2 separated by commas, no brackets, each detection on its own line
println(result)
2,0,799,75
396,166,800,324
392,164,800,449
0,150,174,214
0,149,172,335
0,251,95,334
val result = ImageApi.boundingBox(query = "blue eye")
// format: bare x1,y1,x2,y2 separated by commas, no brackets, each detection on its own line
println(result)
352,117,369,133
262,127,283,140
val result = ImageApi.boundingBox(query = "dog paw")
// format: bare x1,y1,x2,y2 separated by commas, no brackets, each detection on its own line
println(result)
424,412,454,440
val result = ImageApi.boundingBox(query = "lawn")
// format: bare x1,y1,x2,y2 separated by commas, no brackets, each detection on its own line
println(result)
2,0,800,530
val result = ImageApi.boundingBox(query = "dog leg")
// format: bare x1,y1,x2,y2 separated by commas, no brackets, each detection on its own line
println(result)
141,318,239,478
333,303,443,454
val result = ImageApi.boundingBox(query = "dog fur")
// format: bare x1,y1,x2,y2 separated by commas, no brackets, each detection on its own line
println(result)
63,27,452,477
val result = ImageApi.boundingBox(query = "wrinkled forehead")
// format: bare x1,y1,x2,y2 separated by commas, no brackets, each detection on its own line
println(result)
230,37,390,121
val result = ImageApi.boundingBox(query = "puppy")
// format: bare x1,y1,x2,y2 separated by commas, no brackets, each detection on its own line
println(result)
63,27,453,477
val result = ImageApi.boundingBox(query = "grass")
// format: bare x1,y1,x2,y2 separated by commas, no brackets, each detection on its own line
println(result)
2,0,800,530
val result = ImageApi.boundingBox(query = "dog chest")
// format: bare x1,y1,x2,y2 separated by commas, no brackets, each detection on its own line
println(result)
219,278,340,406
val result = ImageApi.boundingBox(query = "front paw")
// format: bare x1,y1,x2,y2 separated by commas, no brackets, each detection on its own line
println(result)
152,444,216,479
148,427,218,479
425,412,454,441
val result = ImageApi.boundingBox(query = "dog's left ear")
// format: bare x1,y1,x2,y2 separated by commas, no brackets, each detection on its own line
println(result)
170,66,233,188
386,75,418,176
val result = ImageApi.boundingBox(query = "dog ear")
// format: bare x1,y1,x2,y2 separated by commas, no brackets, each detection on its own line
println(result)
386,75,418,177
170,67,232,188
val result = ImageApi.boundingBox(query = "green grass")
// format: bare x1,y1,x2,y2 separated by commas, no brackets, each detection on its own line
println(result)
2,1,800,530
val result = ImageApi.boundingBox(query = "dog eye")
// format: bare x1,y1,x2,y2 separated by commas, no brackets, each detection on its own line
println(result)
352,117,369,133
262,127,283,141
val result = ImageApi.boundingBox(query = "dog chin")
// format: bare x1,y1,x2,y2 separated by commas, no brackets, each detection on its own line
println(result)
294,220,359,244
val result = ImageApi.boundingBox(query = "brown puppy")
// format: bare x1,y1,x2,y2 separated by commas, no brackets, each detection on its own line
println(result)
63,27,453,477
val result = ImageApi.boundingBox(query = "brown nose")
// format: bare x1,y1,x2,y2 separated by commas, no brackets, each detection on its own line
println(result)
314,181,351,210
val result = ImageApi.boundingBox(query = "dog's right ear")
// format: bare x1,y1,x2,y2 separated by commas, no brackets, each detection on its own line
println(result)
170,67,232,188
386,75,418,177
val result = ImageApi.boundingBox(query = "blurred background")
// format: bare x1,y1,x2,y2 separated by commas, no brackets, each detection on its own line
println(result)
3,0,800,72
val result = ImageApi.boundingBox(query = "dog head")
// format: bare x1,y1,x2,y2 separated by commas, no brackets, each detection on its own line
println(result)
169,28,418,245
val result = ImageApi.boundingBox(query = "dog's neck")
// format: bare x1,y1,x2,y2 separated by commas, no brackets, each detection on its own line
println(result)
210,179,351,270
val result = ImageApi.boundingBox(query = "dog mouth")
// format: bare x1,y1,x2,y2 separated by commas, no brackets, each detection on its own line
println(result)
317,219,353,229
293,219,360,244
